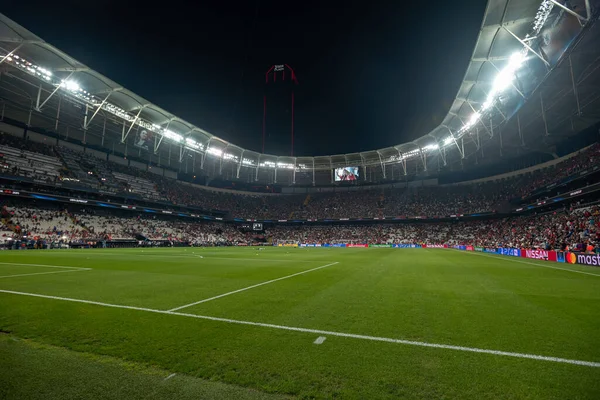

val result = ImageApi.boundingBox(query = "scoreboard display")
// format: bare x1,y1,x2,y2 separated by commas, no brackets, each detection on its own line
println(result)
240,222,264,232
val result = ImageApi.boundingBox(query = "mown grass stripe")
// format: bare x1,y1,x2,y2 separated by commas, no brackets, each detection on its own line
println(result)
1,288,598,368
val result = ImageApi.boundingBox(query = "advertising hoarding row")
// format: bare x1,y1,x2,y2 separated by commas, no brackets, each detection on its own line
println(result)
458,244,599,268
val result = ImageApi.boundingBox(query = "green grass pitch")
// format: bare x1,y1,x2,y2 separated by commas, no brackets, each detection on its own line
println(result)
1,247,599,399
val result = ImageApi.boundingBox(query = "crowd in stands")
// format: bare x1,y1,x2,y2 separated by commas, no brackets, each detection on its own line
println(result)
1,201,597,252
0,132,599,222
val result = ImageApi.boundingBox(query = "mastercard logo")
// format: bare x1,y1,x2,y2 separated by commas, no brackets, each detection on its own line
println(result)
566,252,577,264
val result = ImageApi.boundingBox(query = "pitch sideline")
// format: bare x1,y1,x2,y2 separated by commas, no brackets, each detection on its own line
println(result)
0,288,598,368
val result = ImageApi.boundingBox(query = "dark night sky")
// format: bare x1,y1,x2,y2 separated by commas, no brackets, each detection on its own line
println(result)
5,0,486,157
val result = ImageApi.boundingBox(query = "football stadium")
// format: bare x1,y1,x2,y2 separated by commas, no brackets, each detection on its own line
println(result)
1,1,600,399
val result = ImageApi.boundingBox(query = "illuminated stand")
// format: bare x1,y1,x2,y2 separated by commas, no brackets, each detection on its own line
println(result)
0,1,598,186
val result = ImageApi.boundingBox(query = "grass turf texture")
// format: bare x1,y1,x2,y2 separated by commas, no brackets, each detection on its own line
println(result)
0,247,598,399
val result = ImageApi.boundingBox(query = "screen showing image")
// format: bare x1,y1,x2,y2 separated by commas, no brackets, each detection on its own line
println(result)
134,129,153,151
334,167,359,182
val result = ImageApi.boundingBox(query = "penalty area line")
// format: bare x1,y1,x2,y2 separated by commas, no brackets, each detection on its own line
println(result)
167,262,339,312
0,288,599,368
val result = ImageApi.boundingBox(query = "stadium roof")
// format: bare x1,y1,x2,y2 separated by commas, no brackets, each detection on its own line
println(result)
0,1,598,176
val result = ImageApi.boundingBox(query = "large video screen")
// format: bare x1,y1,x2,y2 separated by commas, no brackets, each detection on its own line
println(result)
134,129,153,151
334,167,359,182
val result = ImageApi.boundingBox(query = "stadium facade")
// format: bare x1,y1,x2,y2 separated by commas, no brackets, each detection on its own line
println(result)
0,1,599,189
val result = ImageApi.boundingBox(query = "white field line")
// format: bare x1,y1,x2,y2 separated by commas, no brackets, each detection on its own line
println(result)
47,252,321,263
0,269,90,279
163,373,177,381
167,262,339,312
458,250,600,277
0,288,598,368
0,262,89,270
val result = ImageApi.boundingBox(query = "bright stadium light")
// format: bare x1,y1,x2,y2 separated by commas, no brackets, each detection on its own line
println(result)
207,147,223,157
491,52,526,95
462,112,481,130
423,144,439,151
61,80,80,92
163,130,182,142
444,136,454,146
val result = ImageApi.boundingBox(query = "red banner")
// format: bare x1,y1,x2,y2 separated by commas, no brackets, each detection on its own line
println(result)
347,244,368,248
466,245,474,251
521,249,558,261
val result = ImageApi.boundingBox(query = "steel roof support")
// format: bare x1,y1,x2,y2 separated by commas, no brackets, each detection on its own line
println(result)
35,83,42,111
293,157,297,184
359,153,366,180
122,106,145,143
499,128,503,156
0,43,24,65
419,150,427,172
222,144,231,175
548,0,588,22
255,159,261,182
443,126,464,158
201,137,214,169
480,88,507,121
585,0,592,20
439,145,447,166
179,144,188,163
236,150,245,179
54,95,61,131
154,119,173,154
541,93,549,136
466,101,493,138
517,113,525,145
36,71,74,111
84,90,116,129
489,61,525,99
274,158,278,183
502,26,550,68
330,158,334,183
569,55,581,116
154,135,164,155
312,158,315,186
376,151,386,179
475,127,481,149
82,104,89,143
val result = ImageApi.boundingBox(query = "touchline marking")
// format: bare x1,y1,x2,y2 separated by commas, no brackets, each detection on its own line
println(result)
0,262,89,270
167,262,339,312
0,289,598,368
459,250,600,277
0,269,91,279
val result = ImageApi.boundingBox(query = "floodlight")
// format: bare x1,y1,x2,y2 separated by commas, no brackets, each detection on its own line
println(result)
508,51,526,69
62,80,80,92
163,130,183,142
207,147,222,157
444,136,454,145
